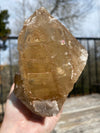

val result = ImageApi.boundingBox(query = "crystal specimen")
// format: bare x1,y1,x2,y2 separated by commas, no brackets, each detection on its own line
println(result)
14,7,88,117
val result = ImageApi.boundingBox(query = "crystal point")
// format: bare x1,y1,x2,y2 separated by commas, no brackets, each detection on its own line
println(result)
14,7,88,117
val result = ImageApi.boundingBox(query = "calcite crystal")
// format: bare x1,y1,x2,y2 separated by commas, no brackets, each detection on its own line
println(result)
14,7,88,117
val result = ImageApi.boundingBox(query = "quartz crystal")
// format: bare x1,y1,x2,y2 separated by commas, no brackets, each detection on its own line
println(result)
14,7,88,117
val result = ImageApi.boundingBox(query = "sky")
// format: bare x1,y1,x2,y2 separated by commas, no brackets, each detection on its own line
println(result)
0,0,100,37
0,0,100,64
82,0,100,37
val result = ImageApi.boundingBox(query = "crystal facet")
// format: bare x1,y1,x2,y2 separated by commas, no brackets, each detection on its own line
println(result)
14,7,88,117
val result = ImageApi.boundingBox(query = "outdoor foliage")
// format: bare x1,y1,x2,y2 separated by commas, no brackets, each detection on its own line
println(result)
0,10,11,37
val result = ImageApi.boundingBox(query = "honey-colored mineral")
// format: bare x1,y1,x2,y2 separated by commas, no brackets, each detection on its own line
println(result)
14,7,88,117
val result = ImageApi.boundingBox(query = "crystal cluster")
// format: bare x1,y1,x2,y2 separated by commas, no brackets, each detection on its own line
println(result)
14,7,88,117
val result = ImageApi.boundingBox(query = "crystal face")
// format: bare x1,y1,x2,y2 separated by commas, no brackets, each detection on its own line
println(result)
14,7,88,117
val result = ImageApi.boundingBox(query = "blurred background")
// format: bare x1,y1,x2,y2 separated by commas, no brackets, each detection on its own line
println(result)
0,0,100,132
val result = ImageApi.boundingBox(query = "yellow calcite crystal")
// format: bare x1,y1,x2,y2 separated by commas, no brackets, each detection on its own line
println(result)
14,7,88,117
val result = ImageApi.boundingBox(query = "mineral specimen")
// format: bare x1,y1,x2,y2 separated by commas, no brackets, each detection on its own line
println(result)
14,7,88,117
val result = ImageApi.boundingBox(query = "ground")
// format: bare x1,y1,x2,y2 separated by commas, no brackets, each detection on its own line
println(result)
52,94,100,133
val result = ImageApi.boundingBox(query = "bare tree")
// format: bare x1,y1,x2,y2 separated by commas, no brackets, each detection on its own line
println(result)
13,0,94,36
13,0,37,35
38,0,95,35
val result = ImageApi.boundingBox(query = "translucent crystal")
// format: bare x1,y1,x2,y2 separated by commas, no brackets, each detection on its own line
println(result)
14,7,88,117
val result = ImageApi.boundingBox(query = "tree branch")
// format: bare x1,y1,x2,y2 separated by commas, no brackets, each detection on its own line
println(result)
59,14,79,20
50,0,60,14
